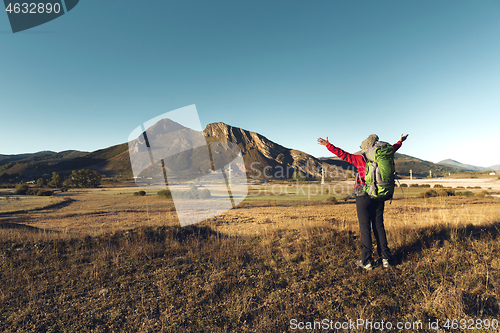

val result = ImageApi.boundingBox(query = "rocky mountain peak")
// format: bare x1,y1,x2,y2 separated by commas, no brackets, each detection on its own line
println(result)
203,122,289,160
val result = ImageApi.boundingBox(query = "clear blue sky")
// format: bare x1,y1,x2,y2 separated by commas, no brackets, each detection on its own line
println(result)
1,0,499,167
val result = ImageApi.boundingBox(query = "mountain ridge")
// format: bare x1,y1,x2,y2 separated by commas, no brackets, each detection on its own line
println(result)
437,159,500,172
1,121,497,181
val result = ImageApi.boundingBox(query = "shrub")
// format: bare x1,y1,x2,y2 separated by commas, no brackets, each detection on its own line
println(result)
437,189,455,197
420,184,431,188
399,183,408,187
26,189,38,196
434,184,443,188
457,191,474,197
292,171,307,181
14,184,28,195
486,195,494,199
60,186,69,192
474,192,486,199
474,186,482,189
410,184,419,188
26,189,53,196
138,190,146,196
456,186,464,189
419,189,437,198
157,190,172,198
327,196,338,204
199,189,211,199
36,190,53,196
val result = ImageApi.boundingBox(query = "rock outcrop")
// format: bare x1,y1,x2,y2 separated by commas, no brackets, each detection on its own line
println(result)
204,122,328,179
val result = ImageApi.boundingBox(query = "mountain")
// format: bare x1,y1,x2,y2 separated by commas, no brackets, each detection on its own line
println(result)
0,151,55,163
204,122,334,179
2,121,495,181
437,159,486,172
0,150,88,177
128,118,215,182
1,121,342,181
393,154,460,177
437,159,500,172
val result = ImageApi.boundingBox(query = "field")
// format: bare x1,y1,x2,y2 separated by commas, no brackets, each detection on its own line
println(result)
1,179,500,332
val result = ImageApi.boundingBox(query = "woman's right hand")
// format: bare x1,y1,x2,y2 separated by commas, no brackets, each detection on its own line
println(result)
317,137,329,146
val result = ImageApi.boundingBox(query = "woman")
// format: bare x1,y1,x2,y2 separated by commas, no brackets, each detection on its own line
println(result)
317,134,408,270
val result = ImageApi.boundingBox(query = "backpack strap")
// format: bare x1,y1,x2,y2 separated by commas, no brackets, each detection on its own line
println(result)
367,161,377,197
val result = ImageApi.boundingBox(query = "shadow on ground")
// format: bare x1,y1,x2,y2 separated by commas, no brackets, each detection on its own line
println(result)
393,221,500,265
0,198,76,217
0,221,60,233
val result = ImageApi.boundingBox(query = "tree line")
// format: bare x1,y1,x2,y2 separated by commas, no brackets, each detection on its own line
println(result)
1,169,102,190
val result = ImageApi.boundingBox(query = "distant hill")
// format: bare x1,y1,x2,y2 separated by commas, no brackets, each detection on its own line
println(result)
437,159,485,172
393,154,460,177
0,145,133,181
0,150,88,177
0,151,55,163
437,159,500,172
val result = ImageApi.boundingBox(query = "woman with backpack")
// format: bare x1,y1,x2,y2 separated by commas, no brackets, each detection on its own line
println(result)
317,133,408,270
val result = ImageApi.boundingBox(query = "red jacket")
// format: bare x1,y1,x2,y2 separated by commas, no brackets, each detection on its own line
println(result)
326,141,402,188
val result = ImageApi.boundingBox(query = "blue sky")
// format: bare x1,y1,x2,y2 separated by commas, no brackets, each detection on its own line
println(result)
1,0,499,167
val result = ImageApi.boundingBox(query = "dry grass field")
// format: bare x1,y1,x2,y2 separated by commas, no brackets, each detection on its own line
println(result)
1,180,500,332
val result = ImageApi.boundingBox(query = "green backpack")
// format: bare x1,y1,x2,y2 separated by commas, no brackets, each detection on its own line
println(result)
363,141,396,201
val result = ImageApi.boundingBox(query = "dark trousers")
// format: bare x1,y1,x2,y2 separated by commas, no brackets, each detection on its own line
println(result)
356,195,393,265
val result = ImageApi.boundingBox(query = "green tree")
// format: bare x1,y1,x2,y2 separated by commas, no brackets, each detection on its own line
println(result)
292,170,306,181
48,172,63,188
37,177,46,188
70,170,82,187
87,170,101,188
70,169,101,188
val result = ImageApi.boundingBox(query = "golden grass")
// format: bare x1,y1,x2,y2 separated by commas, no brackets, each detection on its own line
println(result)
0,195,66,213
1,187,500,332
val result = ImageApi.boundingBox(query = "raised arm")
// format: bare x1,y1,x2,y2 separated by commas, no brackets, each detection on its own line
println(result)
393,134,408,152
317,137,365,166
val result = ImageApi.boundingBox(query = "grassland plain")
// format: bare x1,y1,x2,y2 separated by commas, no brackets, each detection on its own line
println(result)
0,182,500,332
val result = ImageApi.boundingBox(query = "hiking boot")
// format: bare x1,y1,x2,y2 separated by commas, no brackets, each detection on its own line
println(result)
355,260,373,271
375,258,391,268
